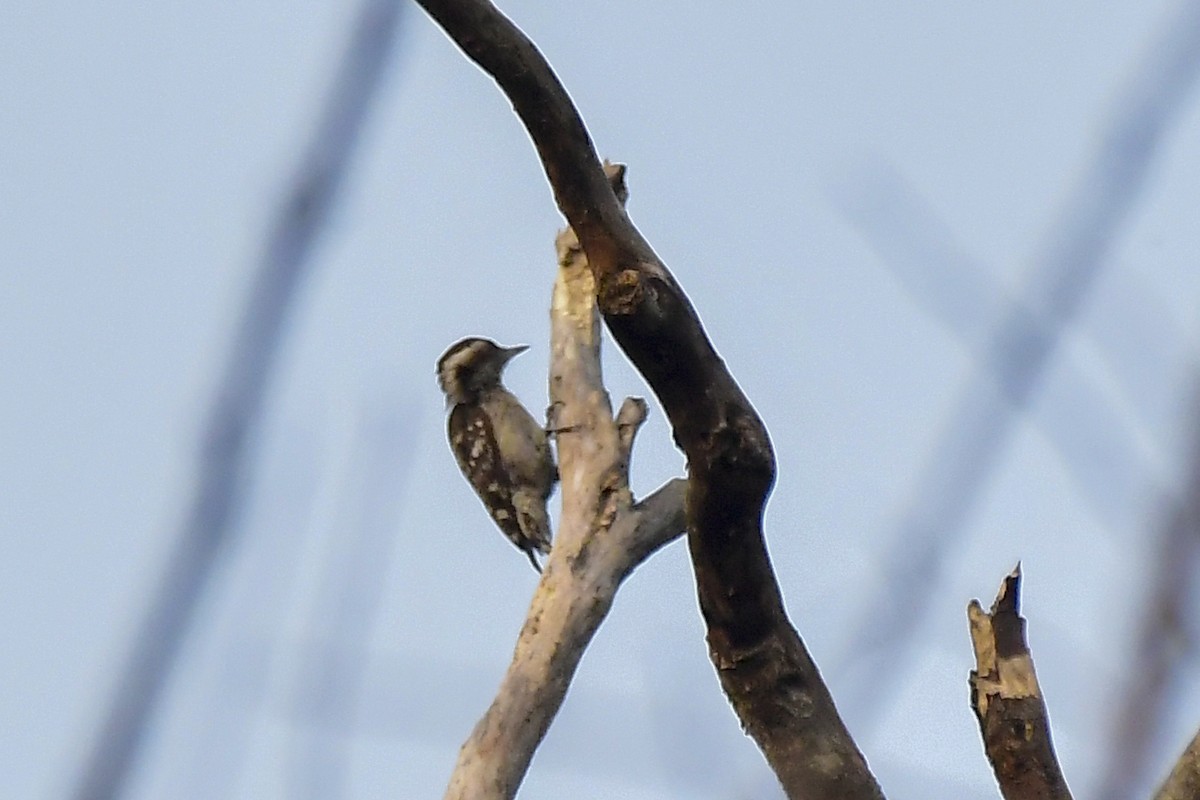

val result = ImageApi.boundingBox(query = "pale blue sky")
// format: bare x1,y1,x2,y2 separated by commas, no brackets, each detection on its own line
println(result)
4,1,1200,797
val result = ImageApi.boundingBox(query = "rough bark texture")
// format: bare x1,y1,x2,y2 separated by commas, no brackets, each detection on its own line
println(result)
443,165,687,800
415,3,882,797
968,567,1072,800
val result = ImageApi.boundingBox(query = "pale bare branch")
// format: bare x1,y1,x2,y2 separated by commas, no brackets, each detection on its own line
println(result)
443,164,686,800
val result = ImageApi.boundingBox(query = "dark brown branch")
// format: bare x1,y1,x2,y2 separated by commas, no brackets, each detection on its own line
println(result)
414,2,881,797
968,567,1072,800
412,2,640,264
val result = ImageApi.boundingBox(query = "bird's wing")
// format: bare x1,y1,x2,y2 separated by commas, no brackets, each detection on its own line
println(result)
447,403,527,546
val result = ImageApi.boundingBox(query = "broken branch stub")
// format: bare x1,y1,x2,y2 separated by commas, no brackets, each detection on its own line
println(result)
968,566,1072,800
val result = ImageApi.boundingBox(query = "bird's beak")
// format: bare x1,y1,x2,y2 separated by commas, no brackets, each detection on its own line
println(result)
503,344,530,361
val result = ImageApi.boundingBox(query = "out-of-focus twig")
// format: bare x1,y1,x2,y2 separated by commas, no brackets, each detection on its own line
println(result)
286,401,417,800
1098,380,1200,800
69,4,406,798
834,0,1200,729
833,164,1160,531
175,433,323,797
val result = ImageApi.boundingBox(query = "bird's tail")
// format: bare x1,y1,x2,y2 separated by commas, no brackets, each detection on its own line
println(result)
513,490,552,572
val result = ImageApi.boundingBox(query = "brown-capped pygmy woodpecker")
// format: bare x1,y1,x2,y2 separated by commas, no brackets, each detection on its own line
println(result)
436,337,556,571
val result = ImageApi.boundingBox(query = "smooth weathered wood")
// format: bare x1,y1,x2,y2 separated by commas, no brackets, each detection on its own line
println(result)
968,567,1072,800
415,3,882,797
443,165,686,800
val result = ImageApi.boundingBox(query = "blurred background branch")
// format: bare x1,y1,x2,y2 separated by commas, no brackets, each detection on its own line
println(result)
829,1,1200,750
69,3,407,798
284,402,415,800
1097,380,1200,800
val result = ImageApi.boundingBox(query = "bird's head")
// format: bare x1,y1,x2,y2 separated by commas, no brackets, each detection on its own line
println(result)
436,337,529,405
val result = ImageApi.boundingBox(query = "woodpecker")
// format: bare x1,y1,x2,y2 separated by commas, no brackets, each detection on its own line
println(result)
436,337,556,571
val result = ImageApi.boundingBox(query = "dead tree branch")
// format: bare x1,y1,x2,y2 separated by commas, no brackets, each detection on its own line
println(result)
968,566,1072,800
443,164,686,800
1154,727,1200,800
414,2,882,797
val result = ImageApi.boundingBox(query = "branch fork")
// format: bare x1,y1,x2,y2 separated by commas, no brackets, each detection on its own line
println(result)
443,163,685,800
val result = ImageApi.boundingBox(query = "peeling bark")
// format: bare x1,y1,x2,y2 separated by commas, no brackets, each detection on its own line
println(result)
968,567,1072,800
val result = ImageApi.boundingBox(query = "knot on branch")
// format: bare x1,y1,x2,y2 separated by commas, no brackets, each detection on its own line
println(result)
594,466,629,531
598,268,645,316
694,404,776,502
